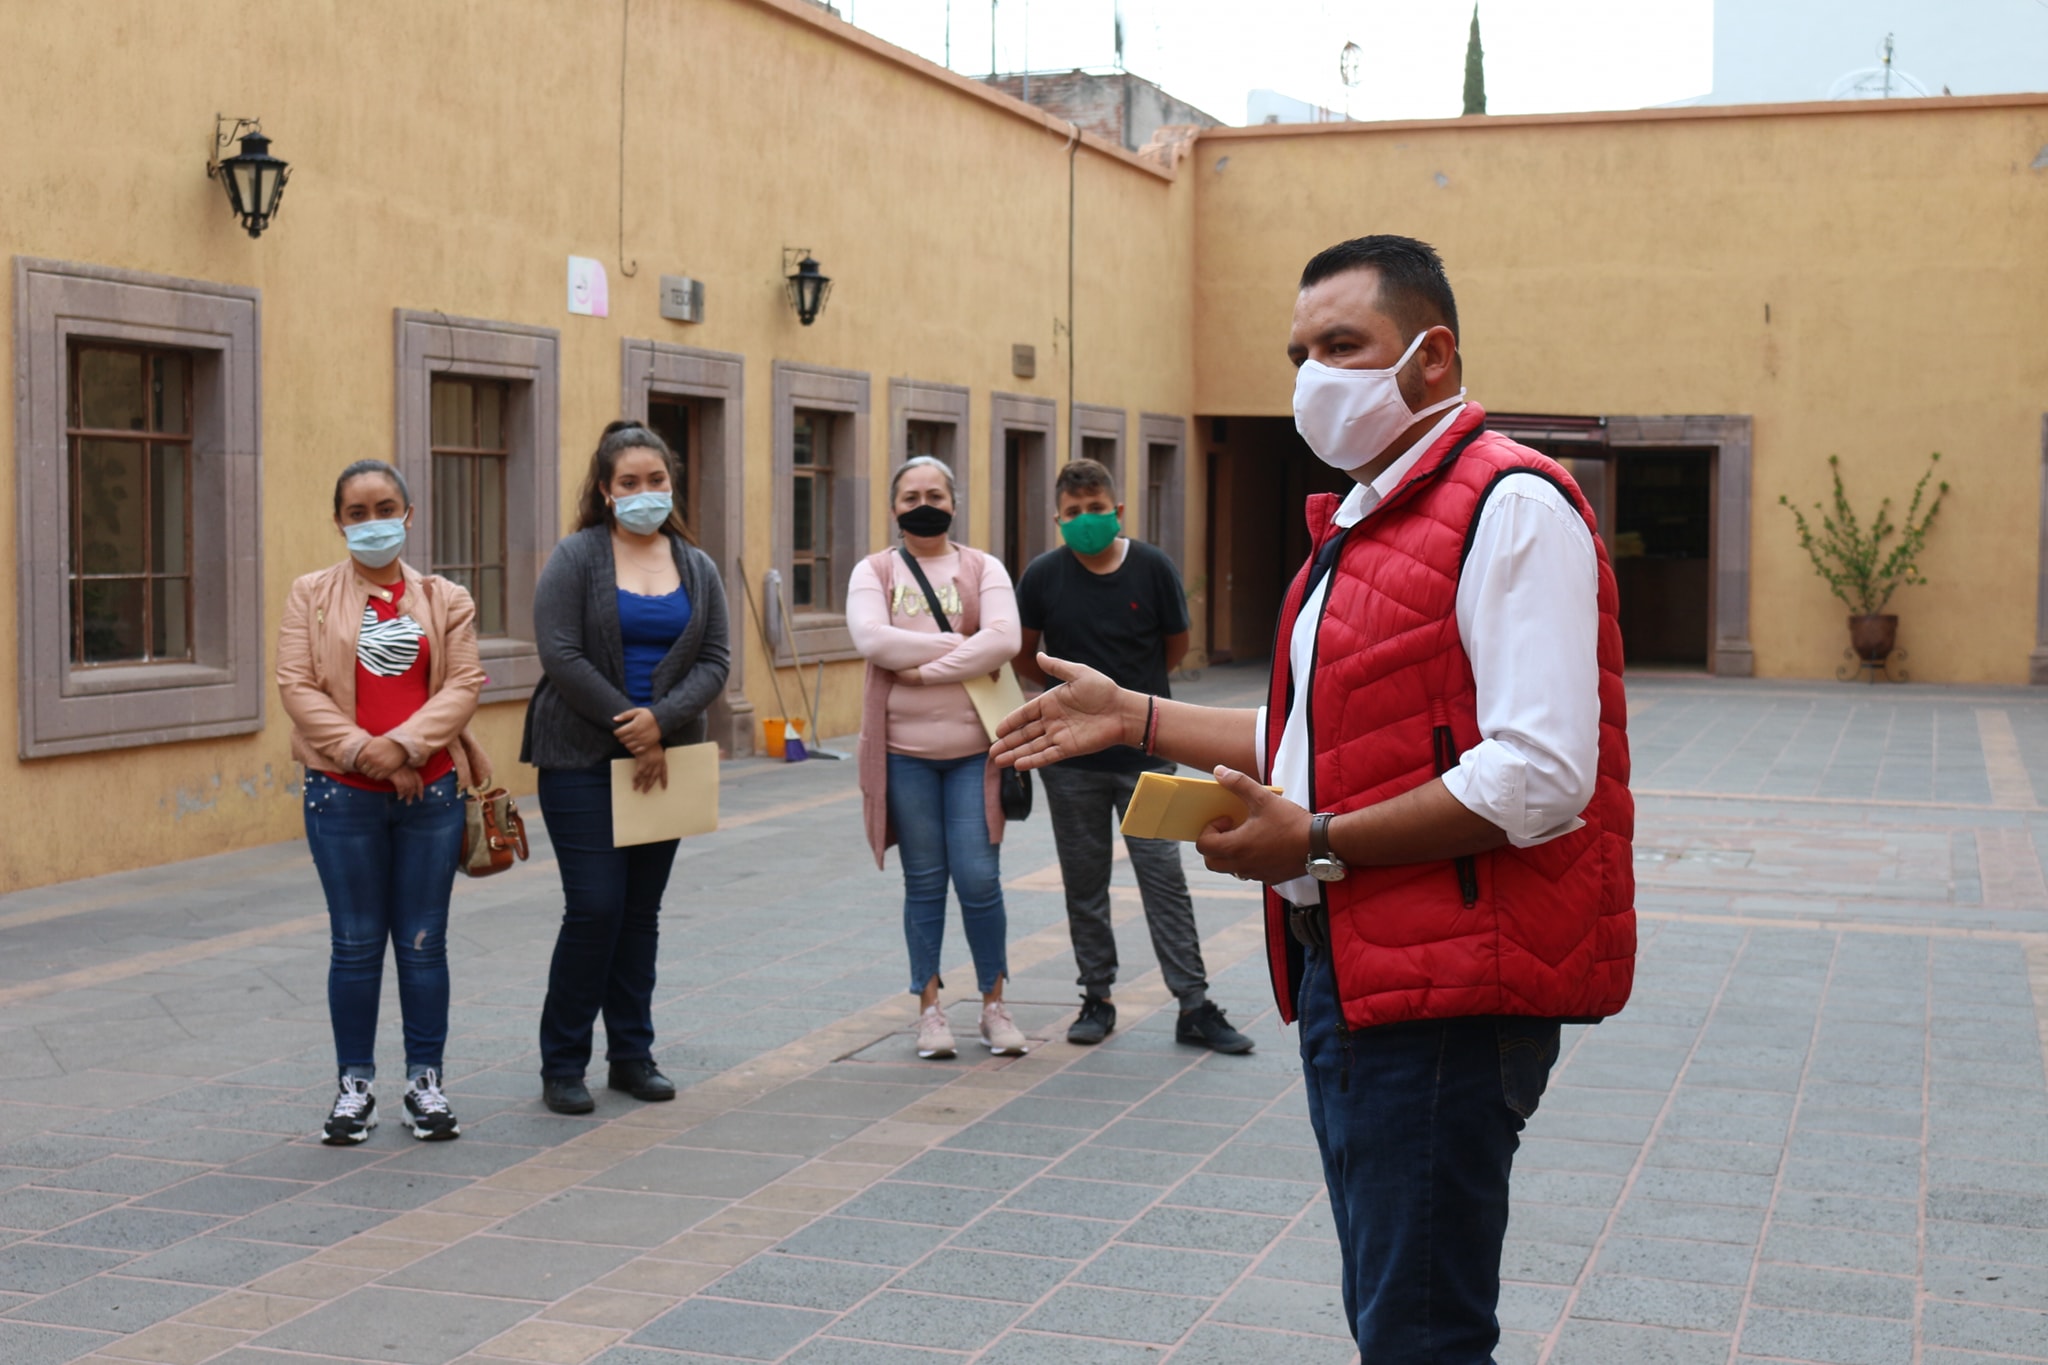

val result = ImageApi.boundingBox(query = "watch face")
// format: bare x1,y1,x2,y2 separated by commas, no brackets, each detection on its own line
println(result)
1308,857,1347,883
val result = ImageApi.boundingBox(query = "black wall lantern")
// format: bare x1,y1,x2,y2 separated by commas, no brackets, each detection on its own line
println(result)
785,252,832,326
207,116,290,239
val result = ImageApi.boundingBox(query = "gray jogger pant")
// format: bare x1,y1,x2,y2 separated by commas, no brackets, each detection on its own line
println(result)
1037,759,1209,1011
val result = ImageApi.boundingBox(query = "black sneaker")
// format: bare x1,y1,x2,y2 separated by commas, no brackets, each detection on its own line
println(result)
1177,1002,1255,1054
1067,994,1117,1045
321,1076,378,1145
542,1077,595,1114
403,1069,461,1141
607,1060,676,1102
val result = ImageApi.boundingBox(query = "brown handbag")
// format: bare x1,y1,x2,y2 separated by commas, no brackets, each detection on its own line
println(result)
460,786,529,878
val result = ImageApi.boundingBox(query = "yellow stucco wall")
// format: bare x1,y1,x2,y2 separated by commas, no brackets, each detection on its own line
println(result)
0,0,1194,892
1191,99,2048,684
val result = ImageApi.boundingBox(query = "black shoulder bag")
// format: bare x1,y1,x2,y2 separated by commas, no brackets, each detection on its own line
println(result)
897,547,1033,822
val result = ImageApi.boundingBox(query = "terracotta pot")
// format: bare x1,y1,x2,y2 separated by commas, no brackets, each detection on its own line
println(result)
1848,614,1897,663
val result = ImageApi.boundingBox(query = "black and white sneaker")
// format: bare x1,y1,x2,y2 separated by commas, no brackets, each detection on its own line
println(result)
403,1070,461,1141
321,1076,378,1145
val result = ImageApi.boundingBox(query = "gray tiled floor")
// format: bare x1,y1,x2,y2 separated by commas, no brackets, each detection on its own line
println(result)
0,674,2039,1362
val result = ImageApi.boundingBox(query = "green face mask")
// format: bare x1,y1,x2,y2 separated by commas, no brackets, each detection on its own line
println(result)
1059,510,1121,556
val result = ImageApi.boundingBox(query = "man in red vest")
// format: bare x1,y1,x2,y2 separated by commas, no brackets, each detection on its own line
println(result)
993,235,1635,1360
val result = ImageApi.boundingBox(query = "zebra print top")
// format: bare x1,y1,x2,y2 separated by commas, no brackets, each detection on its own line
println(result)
357,602,425,677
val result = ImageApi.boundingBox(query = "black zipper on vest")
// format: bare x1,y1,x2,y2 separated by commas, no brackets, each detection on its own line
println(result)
1431,717,1480,907
1299,527,1353,1094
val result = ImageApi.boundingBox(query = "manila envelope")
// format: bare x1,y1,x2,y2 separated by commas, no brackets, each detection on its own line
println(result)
961,665,1027,743
611,741,720,847
1118,771,1283,843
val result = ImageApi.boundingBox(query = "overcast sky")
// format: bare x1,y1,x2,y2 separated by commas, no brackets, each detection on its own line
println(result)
840,0,1716,125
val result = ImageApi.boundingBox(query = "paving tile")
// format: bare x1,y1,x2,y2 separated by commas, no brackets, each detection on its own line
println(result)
953,1211,1118,1259
890,1249,1076,1303
1920,1300,2048,1356
1739,1307,1913,1364
833,1182,1000,1228
292,1169,472,1212
39,1158,207,1196
783,1340,966,1365
1761,1222,1919,1275
1549,1318,1732,1365
36,1208,221,1251
0,1322,115,1365
4,1274,216,1331
0,1189,123,1231
892,1150,1049,1192
1000,1176,1160,1220
381,1233,638,1299
0,1243,133,1293
630,1296,835,1359
1572,1274,1744,1331
1018,1283,1208,1343
703,1253,893,1310
1120,1206,1288,1255
1752,1263,1915,1319
114,1234,313,1286
586,1148,800,1198
939,1122,1087,1159
1591,1235,1755,1285
136,1174,308,1216
774,1216,952,1268
1171,1323,1358,1365
829,1290,1020,1351
1164,1173,1320,1216
214,1199,395,1245
976,1333,1164,1365
1207,1274,1351,1337
252,1284,538,1363
495,1189,723,1247
666,1112,871,1157
1047,1146,1201,1187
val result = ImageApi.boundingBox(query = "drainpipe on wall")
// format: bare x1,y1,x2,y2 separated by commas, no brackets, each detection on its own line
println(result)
1066,121,1078,426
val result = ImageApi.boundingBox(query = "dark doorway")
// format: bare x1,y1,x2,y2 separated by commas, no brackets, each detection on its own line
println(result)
1612,449,1712,666
1201,416,1346,662
643,396,700,538
1001,428,1050,582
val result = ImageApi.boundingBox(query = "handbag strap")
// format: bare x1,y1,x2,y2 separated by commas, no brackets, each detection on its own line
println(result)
896,547,953,634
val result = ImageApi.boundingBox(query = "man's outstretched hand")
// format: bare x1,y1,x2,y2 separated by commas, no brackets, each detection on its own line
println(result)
990,654,1137,772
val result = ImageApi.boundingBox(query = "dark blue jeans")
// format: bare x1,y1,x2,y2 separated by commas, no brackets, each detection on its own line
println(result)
886,752,1007,994
1297,945,1561,1361
302,771,465,1081
536,766,678,1077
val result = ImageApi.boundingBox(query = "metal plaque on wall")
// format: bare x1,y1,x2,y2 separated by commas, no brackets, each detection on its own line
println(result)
660,275,705,324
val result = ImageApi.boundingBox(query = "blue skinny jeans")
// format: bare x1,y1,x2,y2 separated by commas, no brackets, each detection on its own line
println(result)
886,752,1008,995
302,771,465,1082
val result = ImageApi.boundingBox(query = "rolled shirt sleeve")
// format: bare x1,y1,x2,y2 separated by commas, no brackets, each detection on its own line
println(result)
1440,473,1601,848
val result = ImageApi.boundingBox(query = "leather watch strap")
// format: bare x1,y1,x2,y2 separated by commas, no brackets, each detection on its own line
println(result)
1310,812,1334,861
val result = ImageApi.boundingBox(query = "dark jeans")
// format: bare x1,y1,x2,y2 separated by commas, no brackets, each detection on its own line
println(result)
1037,757,1208,1010
1296,945,1561,1361
302,771,465,1081
536,766,678,1078
886,752,1008,994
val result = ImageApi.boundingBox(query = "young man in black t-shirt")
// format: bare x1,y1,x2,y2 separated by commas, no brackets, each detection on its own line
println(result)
1014,460,1253,1054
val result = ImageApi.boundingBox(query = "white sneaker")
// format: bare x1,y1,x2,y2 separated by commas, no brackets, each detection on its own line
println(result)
980,1001,1028,1055
916,1003,957,1059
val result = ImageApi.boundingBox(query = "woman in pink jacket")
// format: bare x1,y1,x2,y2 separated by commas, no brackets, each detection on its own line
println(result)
849,457,1025,1060
276,460,487,1146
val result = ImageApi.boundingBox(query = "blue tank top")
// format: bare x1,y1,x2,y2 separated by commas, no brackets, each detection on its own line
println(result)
617,584,693,706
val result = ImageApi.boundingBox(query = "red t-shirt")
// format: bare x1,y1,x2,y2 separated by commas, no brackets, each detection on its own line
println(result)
331,581,455,792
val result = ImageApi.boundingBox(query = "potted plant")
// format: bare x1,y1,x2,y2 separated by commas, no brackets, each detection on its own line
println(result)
1779,452,1947,666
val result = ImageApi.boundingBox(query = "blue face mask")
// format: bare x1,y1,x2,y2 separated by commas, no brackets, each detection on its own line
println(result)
343,517,407,568
612,491,673,535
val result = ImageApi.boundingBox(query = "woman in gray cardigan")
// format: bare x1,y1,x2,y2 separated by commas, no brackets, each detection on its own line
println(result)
520,420,729,1115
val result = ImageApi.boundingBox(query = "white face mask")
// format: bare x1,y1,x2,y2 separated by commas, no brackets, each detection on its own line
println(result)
1292,329,1466,473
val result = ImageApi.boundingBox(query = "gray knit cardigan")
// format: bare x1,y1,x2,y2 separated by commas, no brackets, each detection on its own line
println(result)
519,525,730,770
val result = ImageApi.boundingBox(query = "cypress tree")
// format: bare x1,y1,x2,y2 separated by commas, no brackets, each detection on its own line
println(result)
1463,5,1487,116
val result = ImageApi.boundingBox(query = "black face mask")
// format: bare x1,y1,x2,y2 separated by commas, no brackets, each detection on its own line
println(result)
896,504,953,538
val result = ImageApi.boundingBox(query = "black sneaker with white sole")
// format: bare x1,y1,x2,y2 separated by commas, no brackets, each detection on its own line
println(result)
321,1076,378,1145
403,1069,461,1141
1067,994,1117,1045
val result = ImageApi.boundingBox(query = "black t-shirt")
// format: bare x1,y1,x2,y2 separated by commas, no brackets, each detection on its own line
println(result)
1015,539,1191,773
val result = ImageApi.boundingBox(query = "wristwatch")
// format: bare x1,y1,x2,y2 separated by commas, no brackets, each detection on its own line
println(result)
1306,813,1349,883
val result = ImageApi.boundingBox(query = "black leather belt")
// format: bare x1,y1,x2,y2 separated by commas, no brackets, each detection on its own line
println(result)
1288,903,1328,950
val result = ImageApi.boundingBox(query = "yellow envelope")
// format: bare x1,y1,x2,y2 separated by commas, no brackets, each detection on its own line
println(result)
1118,771,1282,843
961,665,1027,743
611,742,720,847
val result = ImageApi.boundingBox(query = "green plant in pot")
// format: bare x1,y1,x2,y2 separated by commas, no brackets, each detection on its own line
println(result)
1779,452,1947,667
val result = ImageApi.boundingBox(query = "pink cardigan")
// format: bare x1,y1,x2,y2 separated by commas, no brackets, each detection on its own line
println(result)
854,545,1014,869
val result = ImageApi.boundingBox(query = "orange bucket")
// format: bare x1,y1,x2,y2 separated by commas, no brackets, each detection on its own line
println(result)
762,717,805,758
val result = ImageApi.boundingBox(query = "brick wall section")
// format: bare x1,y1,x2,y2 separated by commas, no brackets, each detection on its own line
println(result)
987,71,1221,150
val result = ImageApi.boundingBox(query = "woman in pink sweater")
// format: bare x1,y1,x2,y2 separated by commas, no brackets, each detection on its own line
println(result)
849,457,1025,1060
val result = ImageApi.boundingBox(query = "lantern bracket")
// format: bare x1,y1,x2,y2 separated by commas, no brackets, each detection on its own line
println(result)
205,115,264,180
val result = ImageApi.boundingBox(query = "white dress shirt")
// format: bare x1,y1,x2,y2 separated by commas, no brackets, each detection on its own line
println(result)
1262,406,1602,907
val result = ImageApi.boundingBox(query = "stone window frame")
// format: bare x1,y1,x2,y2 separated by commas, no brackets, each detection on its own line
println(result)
988,392,1059,576
393,310,559,704
1604,414,1754,677
622,339,754,752
771,361,871,666
14,257,264,759
1070,403,1128,503
888,379,972,536
1137,412,1188,570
